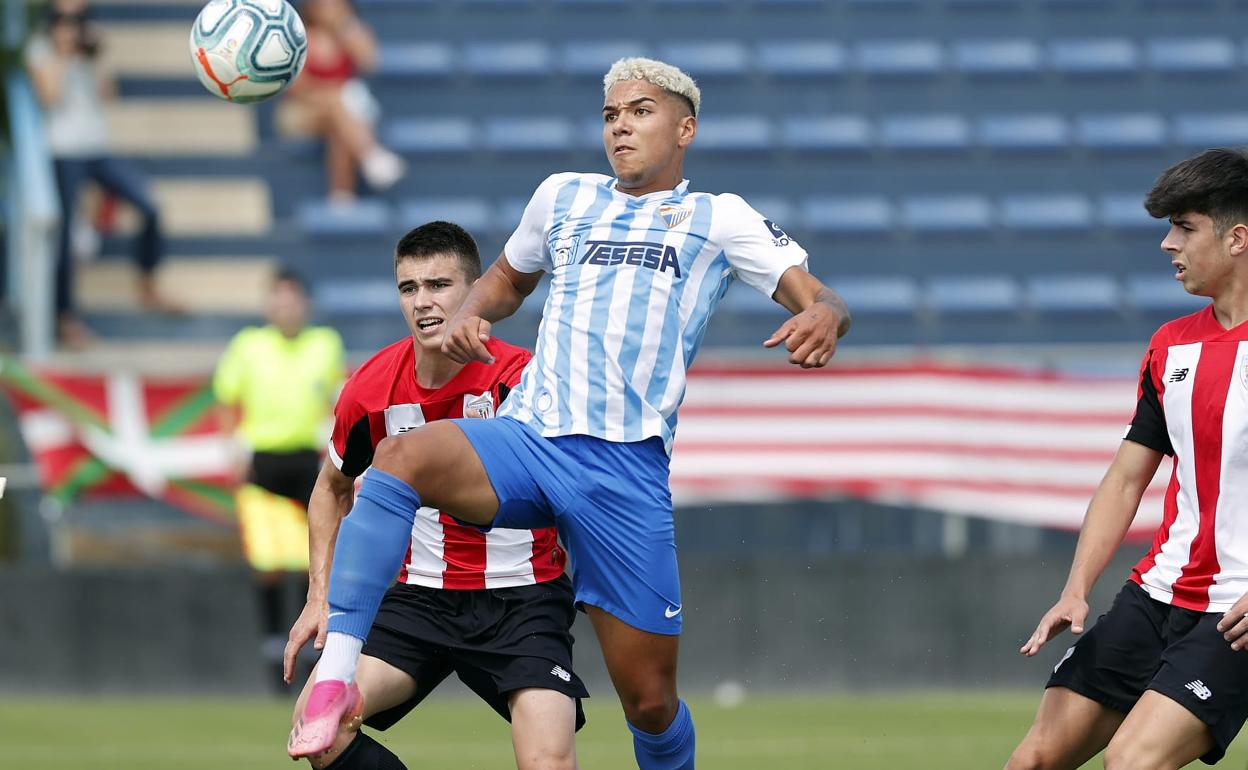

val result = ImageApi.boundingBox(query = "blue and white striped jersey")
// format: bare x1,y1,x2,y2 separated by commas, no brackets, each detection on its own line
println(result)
497,172,809,452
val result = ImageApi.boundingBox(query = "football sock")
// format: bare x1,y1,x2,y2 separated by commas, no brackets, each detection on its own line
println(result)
628,699,696,770
321,470,421,677
314,633,363,684
324,732,409,770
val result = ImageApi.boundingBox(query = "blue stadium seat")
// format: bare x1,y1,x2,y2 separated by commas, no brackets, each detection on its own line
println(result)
656,41,751,77
779,115,873,153
398,197,495,235
745,197,796,229
924,275,1020,315
951,40,1043,76
900,195,992,232
880,114,971,151
976,114,1070,151
1098,193,1161,231
377,43,454,78
462,41,553,77
719,280,786,314
945,0,1023,6
1124,274,1208,313
755,41,848,77
383,117,476,154
854,40,945,77
314,278,394,317
1075,113,1167,150
551,0,630,6
828,275,918,316
1024,274,1121,315
999,194,1093,231
579,117,606,150
560,41,648,76
497,197,530,232
296,199,392,238
801,196,894,234
691,116,773,152
1173,113,1248,149
482,117,575,152
1146,38,1237,74
845,0,925,7
1048,38,1140,75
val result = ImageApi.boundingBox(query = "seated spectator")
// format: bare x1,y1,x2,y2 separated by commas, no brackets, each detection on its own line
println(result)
277,0,405,203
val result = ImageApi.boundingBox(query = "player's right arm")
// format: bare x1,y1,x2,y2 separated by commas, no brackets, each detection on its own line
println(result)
282,457,355,682
1020,439,1163,656
442,254,543,365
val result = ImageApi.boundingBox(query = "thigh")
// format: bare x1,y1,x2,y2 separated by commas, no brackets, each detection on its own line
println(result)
291,654,418,727
1107,690,1212,769
508,688,578,762
1010,686,1124,770
586,605,679,704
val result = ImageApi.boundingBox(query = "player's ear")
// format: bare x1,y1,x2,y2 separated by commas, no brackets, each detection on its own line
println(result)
1228,223,1248,258
677,115,696,148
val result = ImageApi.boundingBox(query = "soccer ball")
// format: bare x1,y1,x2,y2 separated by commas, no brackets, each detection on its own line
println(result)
189,0,307,104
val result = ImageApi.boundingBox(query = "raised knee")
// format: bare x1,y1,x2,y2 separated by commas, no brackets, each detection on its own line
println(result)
1004,743,1059,770
622,693,678,735
372,433,422,477
1103,740,1163,770
515,747,576,770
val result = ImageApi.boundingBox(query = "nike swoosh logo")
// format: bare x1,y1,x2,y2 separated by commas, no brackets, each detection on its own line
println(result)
328,612,345,619
664,605,682,619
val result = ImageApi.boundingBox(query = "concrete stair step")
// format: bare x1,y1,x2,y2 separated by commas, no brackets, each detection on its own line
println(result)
106,177,272,237
108,99,256,157
77,256,276,314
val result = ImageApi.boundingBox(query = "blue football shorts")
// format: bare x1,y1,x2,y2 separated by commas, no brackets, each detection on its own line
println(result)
453,415,682,636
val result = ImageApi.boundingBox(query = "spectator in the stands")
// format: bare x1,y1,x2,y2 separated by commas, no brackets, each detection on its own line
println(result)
277,0,406,204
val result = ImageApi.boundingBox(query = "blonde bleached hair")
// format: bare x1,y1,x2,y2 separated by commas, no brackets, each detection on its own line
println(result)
603,57,701,117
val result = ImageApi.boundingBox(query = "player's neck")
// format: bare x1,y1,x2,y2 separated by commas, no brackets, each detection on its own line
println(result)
412,342,465,390
615,168,684,197
1211,292,1248,330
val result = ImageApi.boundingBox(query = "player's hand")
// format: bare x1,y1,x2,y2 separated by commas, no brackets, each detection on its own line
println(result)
763,305,840,369
1217,592,1248,651
442,315,495,365
1020,595,1089,657
283,599,328,684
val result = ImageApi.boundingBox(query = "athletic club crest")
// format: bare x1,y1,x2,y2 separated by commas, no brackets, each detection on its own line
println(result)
658,205,691,229
462,392,495,419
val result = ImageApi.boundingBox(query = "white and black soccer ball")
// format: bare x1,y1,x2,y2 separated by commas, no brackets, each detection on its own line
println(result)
189,0,307,104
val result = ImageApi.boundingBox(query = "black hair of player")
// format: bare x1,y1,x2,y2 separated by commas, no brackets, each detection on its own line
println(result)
1145,147,1248,235
393,221,482,282
272,265,309,294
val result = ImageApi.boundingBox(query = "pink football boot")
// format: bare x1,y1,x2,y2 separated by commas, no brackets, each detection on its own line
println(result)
288,680,364,758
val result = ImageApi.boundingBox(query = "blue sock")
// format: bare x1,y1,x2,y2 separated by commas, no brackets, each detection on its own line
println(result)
326,470,421,641
628,699,695,770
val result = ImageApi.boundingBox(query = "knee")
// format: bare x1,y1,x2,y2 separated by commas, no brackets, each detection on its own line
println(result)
515,746,576,770
620,691,679,735
1004,742,1058,770
1102,740,1163,770
372,434,420,477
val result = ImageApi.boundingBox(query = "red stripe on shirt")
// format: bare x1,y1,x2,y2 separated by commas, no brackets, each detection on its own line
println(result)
530,531,566,583
438,513,488,590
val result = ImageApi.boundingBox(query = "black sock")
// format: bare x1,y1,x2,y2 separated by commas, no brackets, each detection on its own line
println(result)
324,732,408,770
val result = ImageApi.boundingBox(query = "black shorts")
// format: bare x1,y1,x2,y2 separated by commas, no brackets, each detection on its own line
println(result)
360,575,588,732
249,449,319,507
1047,581,1248,764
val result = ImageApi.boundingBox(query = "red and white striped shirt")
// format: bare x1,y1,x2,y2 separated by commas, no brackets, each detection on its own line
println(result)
328,337,566,590
1128,306,1248,612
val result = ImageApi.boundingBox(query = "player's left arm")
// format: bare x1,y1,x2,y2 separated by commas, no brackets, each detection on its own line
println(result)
763,266,851,369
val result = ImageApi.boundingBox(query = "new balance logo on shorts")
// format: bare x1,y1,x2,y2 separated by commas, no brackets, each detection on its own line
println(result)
1053,646,1075,674
1186,680,1212,701
550,665,572,682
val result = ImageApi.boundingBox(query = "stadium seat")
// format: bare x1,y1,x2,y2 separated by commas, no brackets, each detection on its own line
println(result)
376,43,454,78
845,0,925,7
827,275,919,316
854,40,945,77
398,197,495,235
1172,113,1248,149
383,117,476,154
462,41,553,77
1074,113,1167,150
313,278,395,317
560,41,648,76
945,0,1023,6
1047,38,1140,75
1098,193,1162,231
951,40,1043,76
924,275,1021,315
295,199,392,238
880,115,971,151
744,197,796,229
497,197,530,232
656,41,751,77
1146,38,1237,74
482,117,575,152
755,41,848,77
551,0,630,6
1024,274,1121,315
579,117,607,150
976,114,1071,151
691,116,773,152
999,194,1093,231
801,196,894,234
1124,273,1208,313
900,195,992,233
779,115,873,153
719,280,787,314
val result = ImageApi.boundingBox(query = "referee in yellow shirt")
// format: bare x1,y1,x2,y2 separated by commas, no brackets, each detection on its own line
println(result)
214,267,346,689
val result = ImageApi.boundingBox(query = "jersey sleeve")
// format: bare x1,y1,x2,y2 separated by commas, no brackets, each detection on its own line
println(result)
503,173,577,274
1125,347,1173,456
211,329,250,406
715,194,810,298
328,376,375,477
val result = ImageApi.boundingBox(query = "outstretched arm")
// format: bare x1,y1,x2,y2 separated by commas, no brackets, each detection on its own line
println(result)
442,253,544,365
763,266,851,369
1020,439,1163,656
283,459,355,682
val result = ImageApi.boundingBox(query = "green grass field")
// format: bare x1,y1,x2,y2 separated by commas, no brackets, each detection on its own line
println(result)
8,691,1248,769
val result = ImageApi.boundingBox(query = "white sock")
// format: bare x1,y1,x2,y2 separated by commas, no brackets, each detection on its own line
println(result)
314,632,364,684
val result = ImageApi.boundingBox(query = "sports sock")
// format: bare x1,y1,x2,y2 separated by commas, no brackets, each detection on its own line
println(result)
628,699,696,770
324,732,409,770
314,633,363,684
320,470,421,678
